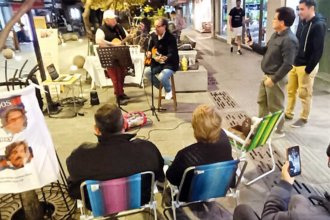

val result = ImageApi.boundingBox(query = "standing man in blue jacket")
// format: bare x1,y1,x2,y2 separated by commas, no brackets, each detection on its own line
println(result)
285,0,327,127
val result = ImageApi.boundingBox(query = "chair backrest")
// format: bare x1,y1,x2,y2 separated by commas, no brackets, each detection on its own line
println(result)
177,160,240,203
246,110,283,152
80,171,155,218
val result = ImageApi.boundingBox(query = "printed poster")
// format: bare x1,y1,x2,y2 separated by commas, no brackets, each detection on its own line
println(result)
0,86,59,193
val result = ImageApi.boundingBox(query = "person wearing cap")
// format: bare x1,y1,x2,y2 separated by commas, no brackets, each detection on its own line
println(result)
95,10,130,106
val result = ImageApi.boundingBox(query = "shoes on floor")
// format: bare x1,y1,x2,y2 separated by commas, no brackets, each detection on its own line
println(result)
121,94,130,100
117,96,128,105
291,118,307,128
237,50,242,55
165,91,172,100
284,114,293,121
273,130,285,139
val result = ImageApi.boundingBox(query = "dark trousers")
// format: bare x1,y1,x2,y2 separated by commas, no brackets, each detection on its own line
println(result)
106,67,126,97
233,204,260,220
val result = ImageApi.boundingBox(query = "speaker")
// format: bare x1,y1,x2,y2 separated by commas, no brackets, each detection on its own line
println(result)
90,90,100,106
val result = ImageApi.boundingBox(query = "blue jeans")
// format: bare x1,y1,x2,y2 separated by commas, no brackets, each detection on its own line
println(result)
144,66,174,93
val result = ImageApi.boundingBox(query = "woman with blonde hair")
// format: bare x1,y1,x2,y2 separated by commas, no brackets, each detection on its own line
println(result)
166,104,233,199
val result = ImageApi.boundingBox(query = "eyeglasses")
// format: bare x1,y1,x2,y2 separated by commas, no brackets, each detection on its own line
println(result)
155,24,164,28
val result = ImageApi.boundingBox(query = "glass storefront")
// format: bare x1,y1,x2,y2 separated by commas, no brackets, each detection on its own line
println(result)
220,0,228,36
217,0,268,45
317,0,330,75
245,0,267,45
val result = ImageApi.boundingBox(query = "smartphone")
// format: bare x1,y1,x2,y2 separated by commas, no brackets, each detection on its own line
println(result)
287,146,301,177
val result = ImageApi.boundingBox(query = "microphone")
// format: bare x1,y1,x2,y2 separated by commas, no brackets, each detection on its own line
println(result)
147,31,155,37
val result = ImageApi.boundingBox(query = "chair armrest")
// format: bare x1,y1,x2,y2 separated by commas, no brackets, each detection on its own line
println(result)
223,129,245,144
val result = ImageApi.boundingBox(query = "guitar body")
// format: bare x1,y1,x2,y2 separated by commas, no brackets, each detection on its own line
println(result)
144,47,158,66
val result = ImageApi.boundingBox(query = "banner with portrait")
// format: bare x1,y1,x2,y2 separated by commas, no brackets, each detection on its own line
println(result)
0,86,59,193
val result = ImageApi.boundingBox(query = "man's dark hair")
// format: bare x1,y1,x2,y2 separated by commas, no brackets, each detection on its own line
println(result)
299,0,317,8
94,104,123,135
170,10,176,15
159,17,169,32
5,141,28,160
276,7,296,27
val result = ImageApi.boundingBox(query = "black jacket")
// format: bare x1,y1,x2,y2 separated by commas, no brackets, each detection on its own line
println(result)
66,133,165,200
166,129,233,201
100,23,126,42
294,15,327,74
148,31,179,71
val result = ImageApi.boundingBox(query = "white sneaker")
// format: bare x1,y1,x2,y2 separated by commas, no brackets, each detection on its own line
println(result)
165,91,172,100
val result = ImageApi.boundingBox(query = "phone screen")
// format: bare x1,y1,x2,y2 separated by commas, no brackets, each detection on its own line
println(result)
287,146,301,177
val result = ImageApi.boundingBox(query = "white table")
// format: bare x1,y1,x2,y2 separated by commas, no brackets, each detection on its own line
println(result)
42,74,83,115
84,46,145,89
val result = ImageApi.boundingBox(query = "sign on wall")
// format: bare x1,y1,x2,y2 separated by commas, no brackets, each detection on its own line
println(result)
0,86,59,194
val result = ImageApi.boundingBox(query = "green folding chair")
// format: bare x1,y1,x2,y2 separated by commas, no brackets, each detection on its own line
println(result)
224,110,283,185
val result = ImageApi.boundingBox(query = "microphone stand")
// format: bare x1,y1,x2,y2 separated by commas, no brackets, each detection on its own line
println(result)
144,33,160,121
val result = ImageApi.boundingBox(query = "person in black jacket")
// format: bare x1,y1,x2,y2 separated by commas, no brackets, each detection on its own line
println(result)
166,104,233,201
144,17,179,100
66,104,165,202
285,0,327,128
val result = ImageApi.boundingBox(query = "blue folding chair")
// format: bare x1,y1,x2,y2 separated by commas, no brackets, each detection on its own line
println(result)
164,159,247,220
79,171,157,219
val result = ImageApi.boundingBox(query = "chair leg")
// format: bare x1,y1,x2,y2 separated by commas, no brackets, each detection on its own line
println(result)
171,202,177,220
170,76,177,111
245,142,276,186
158,84,162,110
153,201,157,220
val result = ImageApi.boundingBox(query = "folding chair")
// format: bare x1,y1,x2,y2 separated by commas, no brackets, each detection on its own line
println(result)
164,159,247,220
224,110,284,185
79,171,157,220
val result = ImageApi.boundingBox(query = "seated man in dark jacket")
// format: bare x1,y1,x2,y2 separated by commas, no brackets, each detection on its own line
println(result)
166,104,233,201
144,17,179,100
234,159,330,220
66,104,165,202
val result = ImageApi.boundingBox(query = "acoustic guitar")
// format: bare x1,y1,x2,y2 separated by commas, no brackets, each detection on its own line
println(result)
111,34,135,46
144,47,158,66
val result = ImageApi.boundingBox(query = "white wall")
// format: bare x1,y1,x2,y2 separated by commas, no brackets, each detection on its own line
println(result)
193,0,212,31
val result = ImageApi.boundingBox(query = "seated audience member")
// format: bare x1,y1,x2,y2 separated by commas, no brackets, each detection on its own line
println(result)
233,160,330,220
166,104,233,200
66,104,165,201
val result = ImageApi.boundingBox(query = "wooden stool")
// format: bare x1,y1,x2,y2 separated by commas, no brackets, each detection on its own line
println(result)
158,75,177,111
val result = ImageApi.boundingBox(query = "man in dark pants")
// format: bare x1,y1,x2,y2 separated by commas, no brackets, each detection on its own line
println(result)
95,10,130,105
285,0,327,128
247,7,298,138
66,104,165,201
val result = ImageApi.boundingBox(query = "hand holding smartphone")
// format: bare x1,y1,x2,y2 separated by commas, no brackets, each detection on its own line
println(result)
287,146,301,177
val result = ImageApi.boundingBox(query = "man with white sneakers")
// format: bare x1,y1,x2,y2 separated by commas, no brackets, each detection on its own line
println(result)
144,17,179,100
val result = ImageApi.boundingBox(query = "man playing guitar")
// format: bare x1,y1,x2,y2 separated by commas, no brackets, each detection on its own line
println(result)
144,18,179,100
95,10,130,105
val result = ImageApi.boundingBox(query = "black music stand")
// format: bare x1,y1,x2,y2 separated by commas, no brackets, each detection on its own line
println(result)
97,46,134,112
